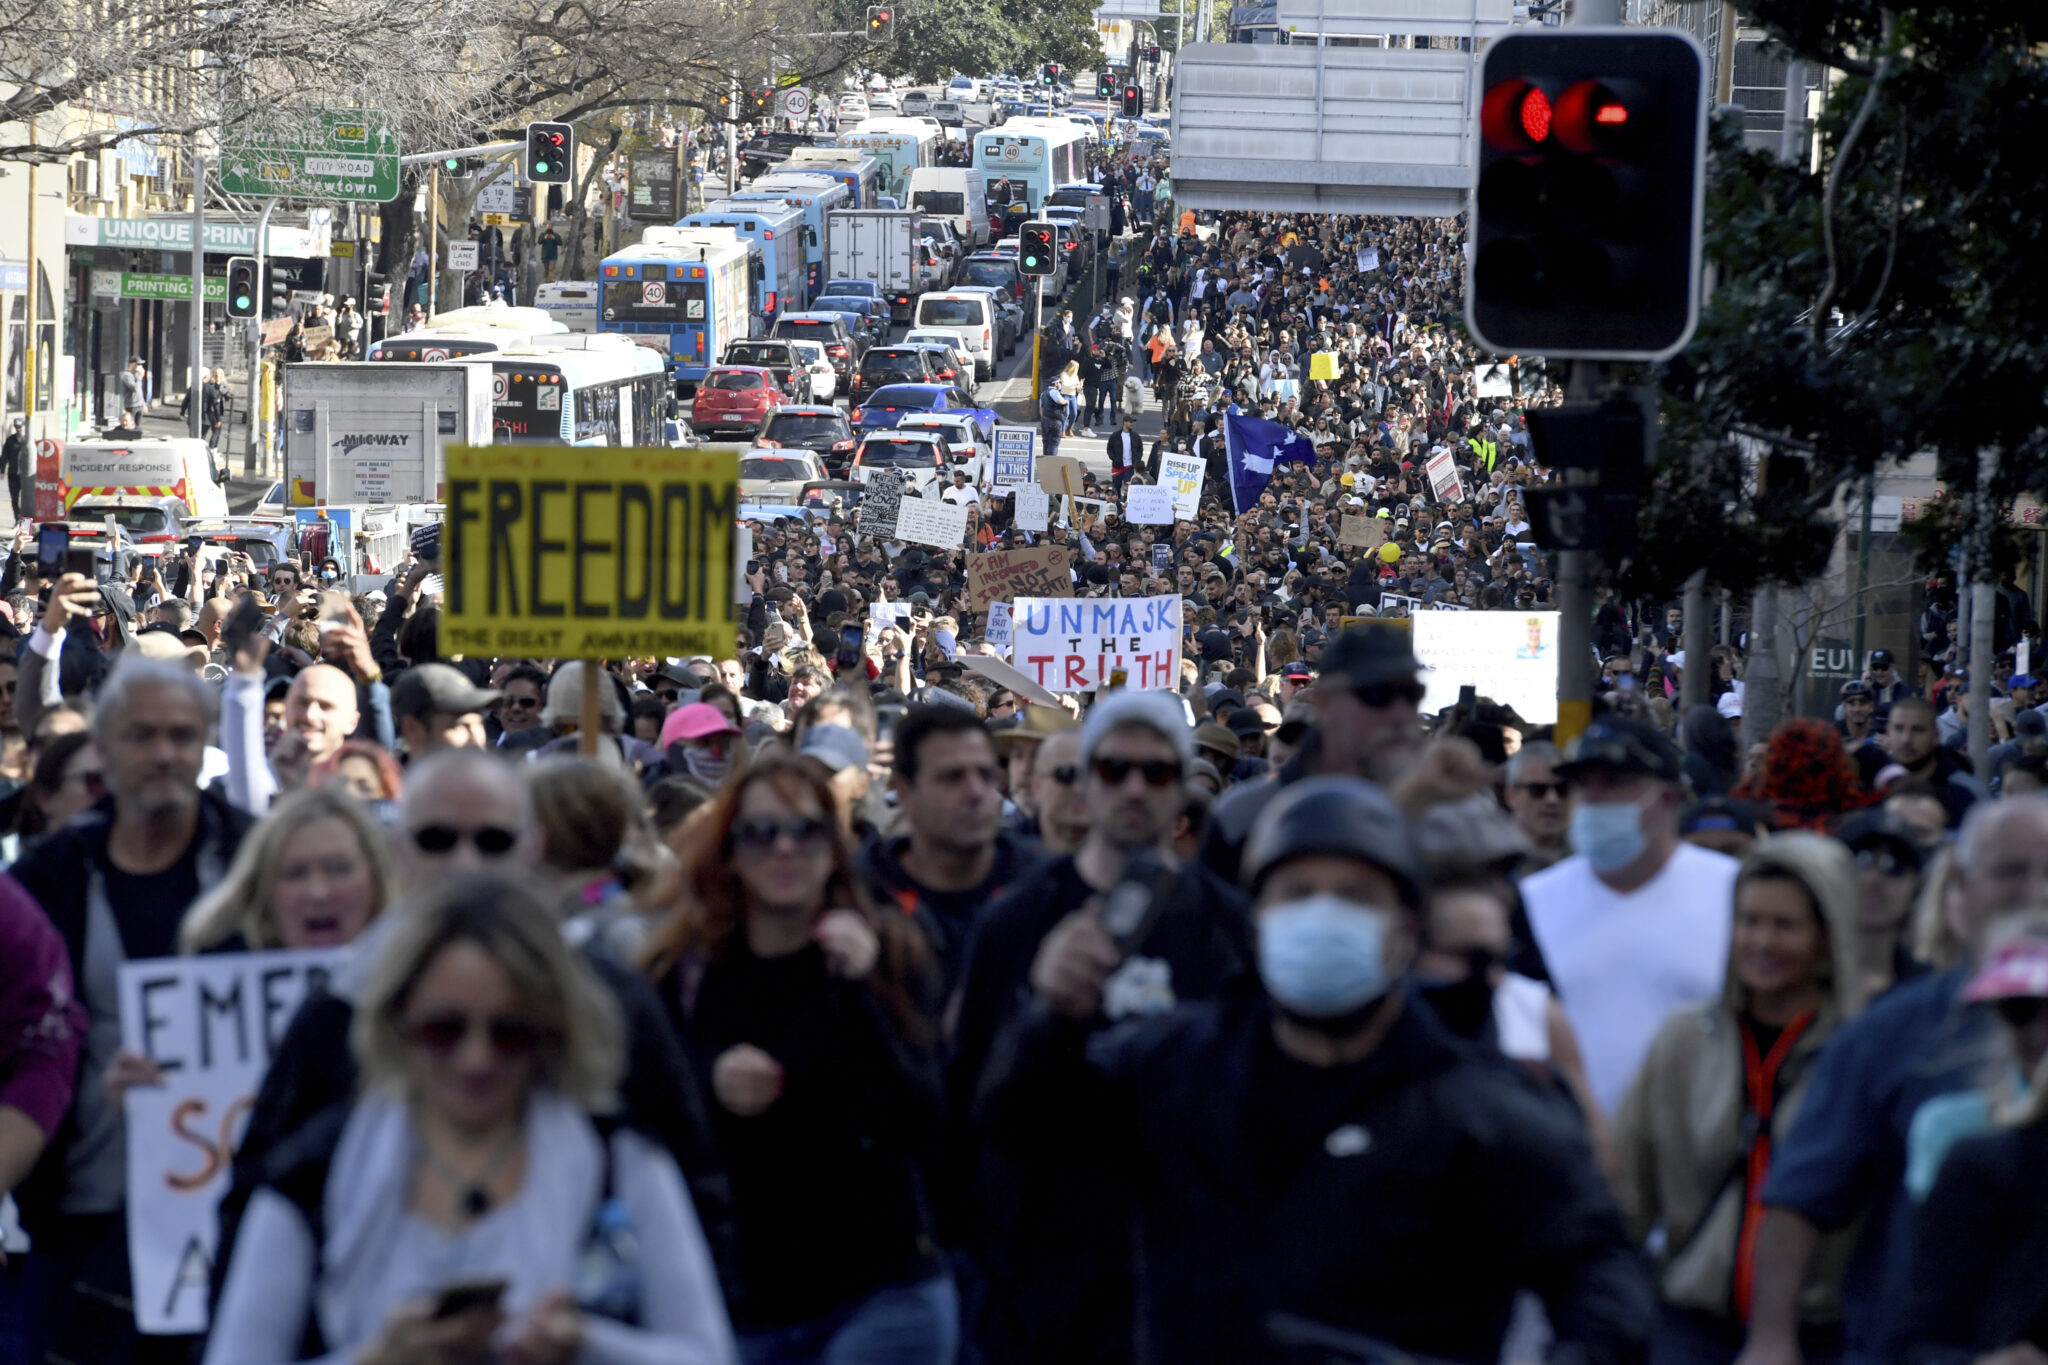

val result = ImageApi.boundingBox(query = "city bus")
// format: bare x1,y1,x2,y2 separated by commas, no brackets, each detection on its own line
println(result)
722,172,853,302
972,118,1090,214
599,230,753,393
840,119,941,202
483,343,671,446
682,201,806,325
362,305,568,360
781,148,884,208
533,281,600,332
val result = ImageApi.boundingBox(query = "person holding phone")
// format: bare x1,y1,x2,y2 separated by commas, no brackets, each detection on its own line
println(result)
205,875,735,1365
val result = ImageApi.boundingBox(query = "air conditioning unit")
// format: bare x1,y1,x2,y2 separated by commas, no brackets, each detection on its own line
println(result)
71,160,97,197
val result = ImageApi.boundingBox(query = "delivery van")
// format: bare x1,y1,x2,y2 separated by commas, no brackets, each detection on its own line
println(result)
58,436,230,525
905,167,990,247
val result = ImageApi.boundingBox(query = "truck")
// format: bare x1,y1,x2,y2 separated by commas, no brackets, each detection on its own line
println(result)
53,436,231,548
825,209,945,326
280,362,493,508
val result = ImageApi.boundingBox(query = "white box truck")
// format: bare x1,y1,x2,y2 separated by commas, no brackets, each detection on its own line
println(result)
281,362,492,507
826,209,942,325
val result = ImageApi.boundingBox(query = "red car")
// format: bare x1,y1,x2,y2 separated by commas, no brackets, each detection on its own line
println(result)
691,366,786,437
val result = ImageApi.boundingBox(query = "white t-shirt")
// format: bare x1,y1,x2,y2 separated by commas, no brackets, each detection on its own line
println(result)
1521,842,1738,1117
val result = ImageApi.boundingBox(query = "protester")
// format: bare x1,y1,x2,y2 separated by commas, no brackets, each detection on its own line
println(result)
178,786,394,952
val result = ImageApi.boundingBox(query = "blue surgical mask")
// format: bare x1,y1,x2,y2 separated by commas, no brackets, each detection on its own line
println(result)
1257,894,1395,1018
1570,798,1648,873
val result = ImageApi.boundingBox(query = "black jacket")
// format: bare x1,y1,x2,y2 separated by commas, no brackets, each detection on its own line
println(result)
978,990,1651,1365
1902,1119,2048,1365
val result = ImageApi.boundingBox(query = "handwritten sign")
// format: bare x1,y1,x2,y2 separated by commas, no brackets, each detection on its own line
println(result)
120,950,340,1333
857,469,905,538
1126,484,1175,525
1013,594,1182,691
1340,514,1385,550
895,496,970,549
1160,453,1204,521
985,601,1013,655
966,543,1073,614
1013,486,1050,532
991,427,1037,487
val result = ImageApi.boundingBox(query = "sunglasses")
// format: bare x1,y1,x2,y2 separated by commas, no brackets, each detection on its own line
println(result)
1091,756,1183,788
1355,679,1427,709
409,824,519,856
654,688,681,703
1515,781,1569,800
733,816,832,850
501,695,539,709
1993,997,2048,1029
404,1011,553,1059
1854,848,1912,876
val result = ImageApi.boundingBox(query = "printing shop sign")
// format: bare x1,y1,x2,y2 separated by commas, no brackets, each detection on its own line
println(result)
120,950,339,1333
1012,594,1182,691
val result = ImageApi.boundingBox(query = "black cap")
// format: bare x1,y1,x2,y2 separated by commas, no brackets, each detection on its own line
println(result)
1224,707,1269,738
1556,716,1682,784
1841,679,1873,699
1834,809,1927,873
391,662,502,720
1242,777,1423,906
1318,623,1425,690
1870,648,1895,666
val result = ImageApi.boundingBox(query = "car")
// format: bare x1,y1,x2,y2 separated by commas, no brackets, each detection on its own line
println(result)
837,94,869,116
902,91,932,116
868,92,901,113
691,366,787,436
820,278,882,302
819,293,892,342
255,480,287,516
720,338,807,393
946,76,977,97
851,346,939,402
802,299,881,353
957,252,1026,304
849,429,949,494
756,405,860,474
770,311,865,383
922,218,964,273
900,330,978,393
1041,208,1093,274
897,412,992,474
947,283,1022,357
739,450,828,503
848,381,975,434
931,100,966,128
785,338,840,403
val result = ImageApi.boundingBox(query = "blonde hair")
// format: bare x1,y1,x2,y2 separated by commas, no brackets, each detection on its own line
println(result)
180,788,395,953
1911,844,1964,971
353,874,623,1112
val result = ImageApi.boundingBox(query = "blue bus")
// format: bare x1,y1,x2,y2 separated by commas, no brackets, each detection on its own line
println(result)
600,231,754,393
722,173,853,303
681,202,806,327
781,149,884,208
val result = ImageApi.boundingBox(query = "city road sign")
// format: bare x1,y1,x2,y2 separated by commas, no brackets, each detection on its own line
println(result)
781,88,812,119
221,110,401,202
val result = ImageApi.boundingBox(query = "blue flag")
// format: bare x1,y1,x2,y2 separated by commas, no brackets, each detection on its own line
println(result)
1224,411,1319,514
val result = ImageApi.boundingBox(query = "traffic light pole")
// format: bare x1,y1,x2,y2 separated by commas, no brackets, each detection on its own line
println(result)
1554,362,1601,747
247,196,277,477
1031,275,1043,400
190,155,207,440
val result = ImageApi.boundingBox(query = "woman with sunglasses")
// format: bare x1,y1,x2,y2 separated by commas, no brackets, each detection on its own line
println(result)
6,731,103,856
205,875,734,1365
1611,834,1869,1365
641,752,950,1365
1902,914,2048,1365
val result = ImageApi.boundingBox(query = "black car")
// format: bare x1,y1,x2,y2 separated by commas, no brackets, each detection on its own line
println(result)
850,346,938,402
757,406,860,476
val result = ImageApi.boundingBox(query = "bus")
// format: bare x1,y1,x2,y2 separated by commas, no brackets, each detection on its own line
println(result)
483,343,671,446
683,201,806,325
599,231,753,393
972,118,1090,215
782,149,885,209
533,281,600,332
362,305,568,361
723,172,853,302
840,119,941,202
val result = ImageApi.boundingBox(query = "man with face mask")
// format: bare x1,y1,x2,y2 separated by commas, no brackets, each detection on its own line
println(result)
981,775,1649,1365
1520,717,1741,1119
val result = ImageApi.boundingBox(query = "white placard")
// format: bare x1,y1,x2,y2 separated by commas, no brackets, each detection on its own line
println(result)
871,599,914,630
991,427,1037,487
1413,610,1560,724
895,497,971,549
120,950,341,1334
351,459,393,502
1160,453,1204,521
446,240,480,271
1125,483,1176,525
1425,447,1464,504
1013,486,1050,532
985,601,1013,656
1013,594,1182,692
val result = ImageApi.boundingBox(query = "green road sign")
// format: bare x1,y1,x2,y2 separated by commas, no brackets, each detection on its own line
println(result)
221,110,400,202
92,271,228,303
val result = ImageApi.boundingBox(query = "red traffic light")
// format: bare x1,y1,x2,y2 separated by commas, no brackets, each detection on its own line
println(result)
1553,79,1639,154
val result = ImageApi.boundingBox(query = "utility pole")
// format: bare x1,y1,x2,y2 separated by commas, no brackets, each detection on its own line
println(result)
1680,569,1711,711
1967,448,1996,780
726,73,740,198
427,165,440,320
190,152,207,439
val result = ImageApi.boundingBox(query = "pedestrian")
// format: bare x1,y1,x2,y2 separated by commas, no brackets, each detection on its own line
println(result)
3,415,25,518
120,355,148,425
1105,414,1141,498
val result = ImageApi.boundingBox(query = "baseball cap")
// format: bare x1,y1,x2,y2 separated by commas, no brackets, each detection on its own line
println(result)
1281,660,1314,683
1557,716,1683,784
1961,935,2048,1004
1224,707,1270,739
798,723,869,774
391,663,501,720
1870,648,1895,666
1834,809,1928,872
660,702,739,746
2011,673,2038,690
1318,624,1425,691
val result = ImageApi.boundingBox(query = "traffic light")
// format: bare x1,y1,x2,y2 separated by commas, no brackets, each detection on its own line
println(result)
866,5,894,42
1097,71,1115,100
524,121,573,183
1042,63,1062,85
1146,44,1161,63
1018,222,1056,277
224,256,259,320
1121,82,1143,117
438,155,480,178
749,89,775,116
1468,29,1707,360
716,89,735,118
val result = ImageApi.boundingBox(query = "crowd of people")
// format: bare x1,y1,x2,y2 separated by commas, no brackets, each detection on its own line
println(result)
0,167,2045,1365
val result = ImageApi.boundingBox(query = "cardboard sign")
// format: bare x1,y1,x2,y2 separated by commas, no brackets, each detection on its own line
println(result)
1013,486,1050,532
1159,453,1204,521
441,444,739,659
1035,454,1086,500
121,950,341,1333
895,496,970,549
1013,594,1182,691
857,469,905,538
299,324,334,350
1309,351,1340,381
1414,610,1560,723
1340,514,1385,550
966,543,1074,613
1425,447,1464,504
1125,484,1175,525
960,650,1061,705
985,601,1013,655
991,427,1037,487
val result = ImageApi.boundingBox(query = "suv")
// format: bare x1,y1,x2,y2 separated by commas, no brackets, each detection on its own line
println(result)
771,312,864,387
691,366,786,437
721,338,804,391
948,284,1021,358
851,346,938,402
757,405,859,475
931,100,966,127
957,252,1025,304
902,91,932,116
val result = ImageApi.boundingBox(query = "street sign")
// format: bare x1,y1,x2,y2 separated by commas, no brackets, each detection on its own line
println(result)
780,87,812,119
475,177,534,219
91,270,228,303
628,156,677,222
221,109,400,202
447,241,480,271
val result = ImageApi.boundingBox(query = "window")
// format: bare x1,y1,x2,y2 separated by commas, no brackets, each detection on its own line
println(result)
765,413,850,442
708,370,765,390
575,382,624,445
602,278,706,324
742,457,809,480
919,299,983,327
860,439,941,467
912,191,966,216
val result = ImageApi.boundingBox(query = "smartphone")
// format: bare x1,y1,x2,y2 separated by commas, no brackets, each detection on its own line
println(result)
1098,846,1180,954
429,1276,509,1321
37,525,67,579
186,534,204,552
220,593,265,660
318,588,353,632
835,621,864,671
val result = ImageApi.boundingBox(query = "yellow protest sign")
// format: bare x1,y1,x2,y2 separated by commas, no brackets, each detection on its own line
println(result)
1309,351,1339,381
440,444,740,659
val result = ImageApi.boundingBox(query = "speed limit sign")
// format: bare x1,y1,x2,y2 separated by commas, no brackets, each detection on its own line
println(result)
781,87,811,119
643,281,667,305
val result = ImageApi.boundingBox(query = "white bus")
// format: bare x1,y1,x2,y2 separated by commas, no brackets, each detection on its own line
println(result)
534,281,601,332
363,305,569,361
972,118,1090,215
483,343,672,446
840,119,942,203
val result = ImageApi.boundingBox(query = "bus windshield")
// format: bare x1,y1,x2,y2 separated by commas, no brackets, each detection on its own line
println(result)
601,279,707,324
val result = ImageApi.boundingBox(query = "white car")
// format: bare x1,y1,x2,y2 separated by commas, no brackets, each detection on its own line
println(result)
868,92,901,113
901,328,979,393
850,429,950,494
738,449,828,503
896,412,991,478
837,95,869,117
786,338,840,403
